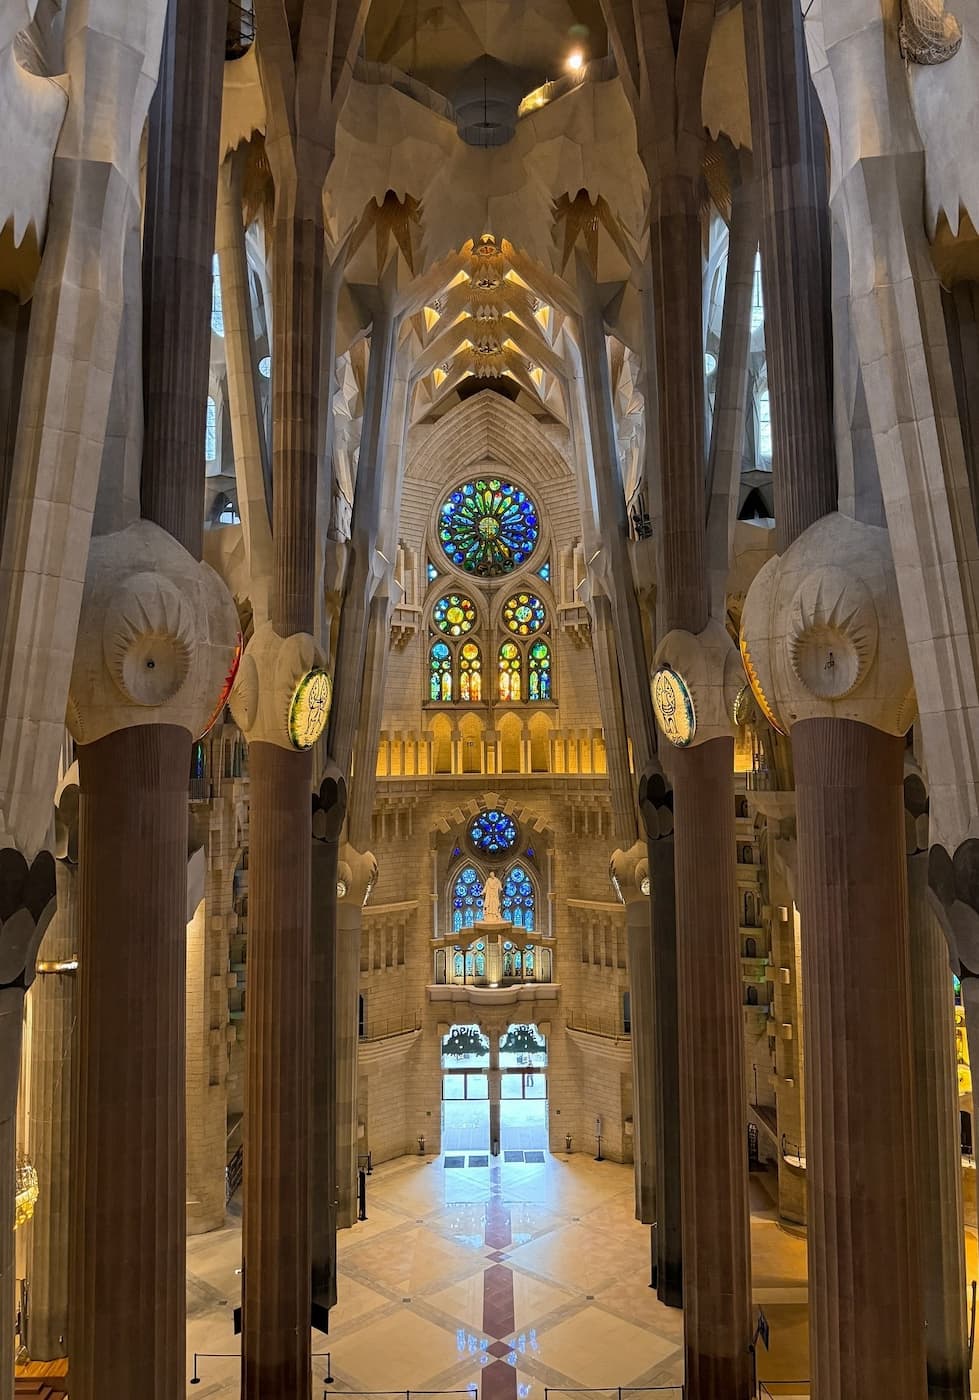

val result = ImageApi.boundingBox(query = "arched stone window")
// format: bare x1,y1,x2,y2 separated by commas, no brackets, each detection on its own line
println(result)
502,864,535,931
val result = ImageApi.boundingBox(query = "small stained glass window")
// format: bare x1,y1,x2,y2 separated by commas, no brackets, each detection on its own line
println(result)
205,397,217,462
498,642,521,702
459,642,482,702
502,865,535,931
529,640,551,701
452,865,485,931
258,355,271,379
470,810,517,854
429,641,452,701
211,253,224,336
427,560,439,584
438,478,539,576
502,593,546,635
433,594,477,636
536,560,551,582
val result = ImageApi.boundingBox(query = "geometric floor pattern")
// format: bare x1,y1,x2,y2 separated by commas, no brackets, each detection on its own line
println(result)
185,1153,816,1398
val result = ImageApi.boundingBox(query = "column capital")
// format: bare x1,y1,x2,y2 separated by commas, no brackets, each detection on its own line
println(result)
740,512,915,737
230,619,330,751
609,840,649,906
337,843,377,908
67,519,240,746
651,618,743,750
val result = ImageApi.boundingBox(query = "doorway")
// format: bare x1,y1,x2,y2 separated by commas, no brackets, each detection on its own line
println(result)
441,1024,490,1152
499,1023,548,1154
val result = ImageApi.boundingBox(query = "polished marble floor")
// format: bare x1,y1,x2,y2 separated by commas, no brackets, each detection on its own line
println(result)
184,1152,826,1398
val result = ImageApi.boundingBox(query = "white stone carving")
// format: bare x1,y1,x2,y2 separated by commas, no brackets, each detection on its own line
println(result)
229,620,329,751
337,845,378,908
484,871,503,922
67,520,239,745
610,840,649,906
740,512,915,736
651,618,744,748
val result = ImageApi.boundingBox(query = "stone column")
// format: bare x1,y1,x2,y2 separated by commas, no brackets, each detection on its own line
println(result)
24,857,77,1360
638,768,682,1309
0,852,54,1400
335,848,377,1229
794,722,923,1398
906,774,969,1400
310,772,347,1328
613,844,655,1225
645,154,754,1385
488,1032,502,1156
742,514,926,1400
70,726,190,1397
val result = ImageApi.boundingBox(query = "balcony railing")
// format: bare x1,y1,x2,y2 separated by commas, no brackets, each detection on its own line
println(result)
565,1011,630,1041
359,1013,422,1043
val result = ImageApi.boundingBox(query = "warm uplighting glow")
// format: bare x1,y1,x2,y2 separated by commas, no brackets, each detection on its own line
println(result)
15,1154,38,1230
566,50,584,72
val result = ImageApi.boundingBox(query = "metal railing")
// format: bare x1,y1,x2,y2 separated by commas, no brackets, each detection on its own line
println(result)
323,1391,475,1400
191,1351,332,1385
565,1011,630,1041
225,1144,243,1203
359,1012,423,1043
543,1388,683,1400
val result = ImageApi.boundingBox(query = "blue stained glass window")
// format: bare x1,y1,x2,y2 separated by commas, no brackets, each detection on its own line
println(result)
529,640,551,701
430,641,452,701
502,865,534,931
536,560,551,582
258,355,271,379
470,810,517,853
438,478,539,576
452,865,484,931
427,561,439,584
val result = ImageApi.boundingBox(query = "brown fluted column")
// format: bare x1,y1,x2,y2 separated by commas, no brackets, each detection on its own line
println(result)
311,773,346,1329
141,0,227,556
639,769,682,1309
794,720,925,1399
335,901,362,1229
625,898,656,1224
242,743,312,1392
743,0,836,550
70,726,188,1398
673,738,751,1397
25,859,77,1359
908,853,969,1399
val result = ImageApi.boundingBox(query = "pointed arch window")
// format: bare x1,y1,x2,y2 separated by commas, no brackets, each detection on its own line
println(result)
430,641,453,701
528,640,551,701
452,865,484,932
211,253,225,336
459,641,482,701
502,865,534,931
498,642,521,702
205,397,217,462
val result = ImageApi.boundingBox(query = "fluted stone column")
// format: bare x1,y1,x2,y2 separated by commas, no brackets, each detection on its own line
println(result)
638,768,682,1308
0,852,53,1400
70,726,191,1398
335,848,376,1229
311,772,347,1328
242,741,313,1382
614,844,656,1225
24,858,77,1359
794,722,924,1398
907,780,969,1400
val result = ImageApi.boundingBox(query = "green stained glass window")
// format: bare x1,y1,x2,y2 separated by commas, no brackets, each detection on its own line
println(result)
433,594,476,636
502,592,545,635
438,478,539,576
529,640,551,701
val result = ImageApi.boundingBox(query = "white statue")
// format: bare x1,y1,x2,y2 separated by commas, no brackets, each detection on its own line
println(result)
483,871,503,922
